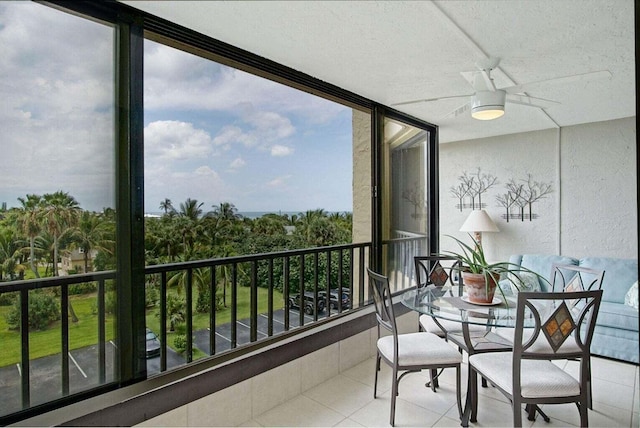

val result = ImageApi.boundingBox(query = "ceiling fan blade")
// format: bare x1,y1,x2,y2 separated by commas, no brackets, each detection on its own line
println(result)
391,94,471,107
504,70,612,94
506,94,560,109
441,101,471,119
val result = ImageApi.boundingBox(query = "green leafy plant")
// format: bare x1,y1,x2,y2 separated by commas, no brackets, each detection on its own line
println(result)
6,291,60,330
442,234,549,300
173,333,187,353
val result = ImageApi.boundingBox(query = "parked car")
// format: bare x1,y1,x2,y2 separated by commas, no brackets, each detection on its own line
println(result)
145,328,161,358
288,291,325,315
319,288,351,310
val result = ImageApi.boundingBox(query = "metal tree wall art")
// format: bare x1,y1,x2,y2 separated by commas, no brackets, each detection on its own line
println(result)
450,168,498,211
496,174,553,221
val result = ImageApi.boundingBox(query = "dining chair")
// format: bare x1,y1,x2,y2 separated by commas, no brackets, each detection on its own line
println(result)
550,263,605,293
467,289,603,427
414,255,464,337
414,255,489,389
550,263,605,411
495,263,605,416
367,268,463,426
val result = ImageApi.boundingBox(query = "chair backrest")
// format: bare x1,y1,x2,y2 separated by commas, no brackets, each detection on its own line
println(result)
550,263,605,293
414,255,463,294
367,268,397,336
513,290,603,362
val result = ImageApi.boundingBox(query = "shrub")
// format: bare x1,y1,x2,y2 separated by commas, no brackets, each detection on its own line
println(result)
173,334,187,353
105,291,117,314
146,285,159,308
195,287,210,313
0,291,17,306
69,282,97,295
5,291,60,331
174,322,186,335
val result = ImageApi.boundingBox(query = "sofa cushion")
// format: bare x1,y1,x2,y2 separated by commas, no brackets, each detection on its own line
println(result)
517,255,579,292
579,257,638,303
596,301,639,332
504,271,542,295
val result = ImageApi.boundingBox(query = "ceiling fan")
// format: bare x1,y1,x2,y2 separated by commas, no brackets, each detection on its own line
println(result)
391,57,612,121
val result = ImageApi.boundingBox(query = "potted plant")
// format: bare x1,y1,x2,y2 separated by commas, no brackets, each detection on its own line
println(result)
442,234,547,304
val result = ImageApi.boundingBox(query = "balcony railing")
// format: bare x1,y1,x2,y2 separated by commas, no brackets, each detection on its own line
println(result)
386,231,429,290
0,234,427,422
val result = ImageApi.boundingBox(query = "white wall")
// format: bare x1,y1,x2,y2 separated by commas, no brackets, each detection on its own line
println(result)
560,118,637,258
439,117,637,262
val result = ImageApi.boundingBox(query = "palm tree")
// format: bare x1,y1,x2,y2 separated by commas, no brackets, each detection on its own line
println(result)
179,198,203,221
159,198,174,216
17,194,43,278
33,232,55,276
39,191,81,322
39,191,81,277
210,202,241,222
69,211,114,273
296,209,328,246
213,244,239,307
0,228,25,281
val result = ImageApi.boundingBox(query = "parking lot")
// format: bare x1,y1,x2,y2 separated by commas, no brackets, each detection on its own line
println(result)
0,306,337,417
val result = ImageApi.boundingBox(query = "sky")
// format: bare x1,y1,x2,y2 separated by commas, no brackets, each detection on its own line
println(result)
0,2,353,214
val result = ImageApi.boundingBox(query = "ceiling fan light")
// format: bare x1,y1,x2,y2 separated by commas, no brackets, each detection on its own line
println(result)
471,90,506,120
471,107,505,120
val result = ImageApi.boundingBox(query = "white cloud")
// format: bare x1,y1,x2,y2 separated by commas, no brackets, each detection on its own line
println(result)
271,145,294,157
229,157,246,169
213,125,257,147
211,110,296,150
0,4,353,213
143,40,346,125
266,175,292,188
243,109,295,140
194,166,220,177
145,121,214,161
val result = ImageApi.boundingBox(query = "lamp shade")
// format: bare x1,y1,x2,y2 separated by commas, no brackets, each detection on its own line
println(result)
460,209,499,233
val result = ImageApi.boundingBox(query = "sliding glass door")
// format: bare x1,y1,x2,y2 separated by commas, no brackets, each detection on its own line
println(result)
381,116,436,290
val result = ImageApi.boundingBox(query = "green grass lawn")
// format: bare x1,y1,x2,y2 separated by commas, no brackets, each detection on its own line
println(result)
0,294,116,366
0,286,284,367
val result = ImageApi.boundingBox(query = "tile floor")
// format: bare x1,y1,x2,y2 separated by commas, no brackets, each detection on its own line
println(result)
246,355,639,427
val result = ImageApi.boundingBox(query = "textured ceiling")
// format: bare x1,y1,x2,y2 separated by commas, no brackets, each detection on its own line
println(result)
121,0,635,143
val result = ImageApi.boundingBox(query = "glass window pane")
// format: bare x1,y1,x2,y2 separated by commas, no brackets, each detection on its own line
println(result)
0,2,116,416
143,38,364,370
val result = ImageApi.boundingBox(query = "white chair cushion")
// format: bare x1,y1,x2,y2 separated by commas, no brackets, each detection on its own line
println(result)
469,352,580,398
420,314,488,337
377,332,462,367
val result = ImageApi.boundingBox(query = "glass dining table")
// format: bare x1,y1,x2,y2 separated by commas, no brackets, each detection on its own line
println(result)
401,284,530,350
401,285,546,426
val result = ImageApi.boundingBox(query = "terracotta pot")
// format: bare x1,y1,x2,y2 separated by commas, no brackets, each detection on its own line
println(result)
462,271,499,304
